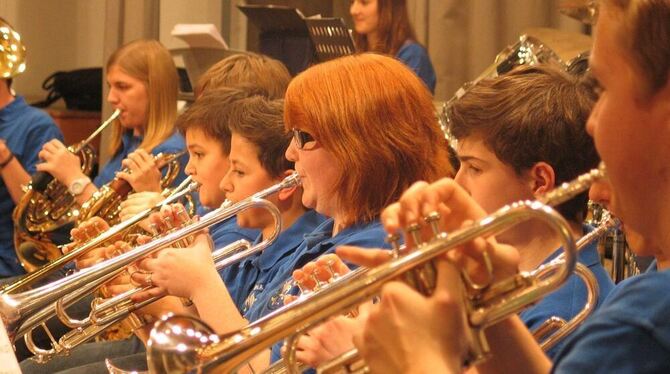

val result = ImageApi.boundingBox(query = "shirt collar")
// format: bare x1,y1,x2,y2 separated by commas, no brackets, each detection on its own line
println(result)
0,95,26,122
254,210,326,271
121,130,142,149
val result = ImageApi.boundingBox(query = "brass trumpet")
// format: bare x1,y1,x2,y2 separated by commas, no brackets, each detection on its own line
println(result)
3,176,199,295
0,174,299,361
13,109,120,272
315,215,617,374
144,165,604,373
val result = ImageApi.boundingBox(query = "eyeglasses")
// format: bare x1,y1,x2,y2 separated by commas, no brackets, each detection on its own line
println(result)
292,128,317,150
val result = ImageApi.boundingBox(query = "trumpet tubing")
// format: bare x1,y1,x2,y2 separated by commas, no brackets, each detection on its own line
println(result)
4,174,298,363
145,165,605,373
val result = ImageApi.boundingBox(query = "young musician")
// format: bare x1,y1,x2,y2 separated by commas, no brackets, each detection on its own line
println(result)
287,64,614,367
344,0,670,372
350,0,437,93
69,53,453,374
0,18,64,277
37,39,187,206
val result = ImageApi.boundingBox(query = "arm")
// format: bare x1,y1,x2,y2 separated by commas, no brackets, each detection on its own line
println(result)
0,140,31,203
36,139,98,205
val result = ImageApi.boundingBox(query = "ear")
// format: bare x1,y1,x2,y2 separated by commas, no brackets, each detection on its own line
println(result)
277,169,299,201
528,162,555,197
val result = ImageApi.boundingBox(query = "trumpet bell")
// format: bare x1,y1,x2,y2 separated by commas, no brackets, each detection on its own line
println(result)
147,315,219,374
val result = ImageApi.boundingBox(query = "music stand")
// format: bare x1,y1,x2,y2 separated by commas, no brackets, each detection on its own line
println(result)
238,4,315,75
304,17,355,62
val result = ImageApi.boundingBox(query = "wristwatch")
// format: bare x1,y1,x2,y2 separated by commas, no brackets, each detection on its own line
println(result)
68,177,92,196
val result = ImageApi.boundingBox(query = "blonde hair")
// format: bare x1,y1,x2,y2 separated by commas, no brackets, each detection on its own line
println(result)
106,39,178,155
195,52,291,99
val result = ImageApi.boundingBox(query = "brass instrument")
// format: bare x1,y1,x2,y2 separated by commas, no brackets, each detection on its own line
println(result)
4,175,198,295
143,166,604,373
0,174,299,361
0,18,26,79
13,109,120,272
77,150,187,226
438,29,592,144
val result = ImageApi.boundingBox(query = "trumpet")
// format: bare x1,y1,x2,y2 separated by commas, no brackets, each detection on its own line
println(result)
143,165,604,373
314,215,617,374
0,174,300,361
13,109,121,272
3,176,199,295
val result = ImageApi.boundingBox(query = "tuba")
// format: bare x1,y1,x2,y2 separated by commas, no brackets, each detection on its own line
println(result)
142,166,605,373
13,109,120,272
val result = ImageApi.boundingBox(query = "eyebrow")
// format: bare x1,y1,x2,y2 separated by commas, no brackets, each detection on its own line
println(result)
457,155,484,163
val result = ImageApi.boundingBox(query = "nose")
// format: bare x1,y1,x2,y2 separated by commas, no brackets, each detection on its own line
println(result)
453,167,471,195
107,87,119,105
219,169,234,193
184,157,195,176
285,139,298,162
350,1,359,16
588,179,611,207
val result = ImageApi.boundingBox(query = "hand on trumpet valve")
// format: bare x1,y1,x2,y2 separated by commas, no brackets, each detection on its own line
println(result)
117,148,162,193
67,217,112,269
283,309,371,368
129,232,218,303
119,191,164,223
352,259,470,374
36,138,84,185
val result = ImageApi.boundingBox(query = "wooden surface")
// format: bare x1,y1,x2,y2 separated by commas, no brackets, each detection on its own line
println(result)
47,109,102,151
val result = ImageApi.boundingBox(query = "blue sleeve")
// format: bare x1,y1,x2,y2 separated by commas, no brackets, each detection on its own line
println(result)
152,132,188,187
553,271,670,373
396,42,437,94
23,116,64,174
553,320,670,373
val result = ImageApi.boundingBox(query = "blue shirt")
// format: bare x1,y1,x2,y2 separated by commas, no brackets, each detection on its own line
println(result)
93,130,187,187
219,210,326,313
259,218,390,363
204,205,259,250
396,40,437,94
0,96,63,276
519,225,614,358
552,268,670,373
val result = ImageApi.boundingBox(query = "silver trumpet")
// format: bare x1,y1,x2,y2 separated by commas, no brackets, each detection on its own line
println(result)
0,173,300,363
3,175,198,295
143,165,605,373
316,215,618,374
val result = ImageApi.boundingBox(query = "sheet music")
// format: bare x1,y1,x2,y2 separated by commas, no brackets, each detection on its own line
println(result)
171,24,228,50
0,323,20,374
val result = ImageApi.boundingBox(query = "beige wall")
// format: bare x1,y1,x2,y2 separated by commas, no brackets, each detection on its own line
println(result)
1,0,590,103
0,0,105,102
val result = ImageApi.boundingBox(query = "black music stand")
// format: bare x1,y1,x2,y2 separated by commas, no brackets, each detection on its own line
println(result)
238,4,314,76
304,17,355,62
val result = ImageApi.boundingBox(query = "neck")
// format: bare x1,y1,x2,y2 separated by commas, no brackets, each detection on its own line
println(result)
366,32,380,51
0,82,15,110
261,196,308,240
501,220,583,271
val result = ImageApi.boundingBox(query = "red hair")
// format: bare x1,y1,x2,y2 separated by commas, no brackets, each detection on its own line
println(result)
284,53,452,225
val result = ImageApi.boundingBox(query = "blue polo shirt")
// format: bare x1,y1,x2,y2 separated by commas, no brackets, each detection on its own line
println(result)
519,225,615,358
203,204,259,251
0,96,63,276
94,130,187,187
552,268,670,373
253,217,389,363
218,210,326,313
396,40,437,94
